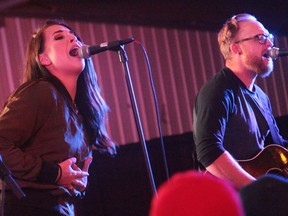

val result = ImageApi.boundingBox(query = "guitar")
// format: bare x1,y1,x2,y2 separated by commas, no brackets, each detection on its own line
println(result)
238,144,288,178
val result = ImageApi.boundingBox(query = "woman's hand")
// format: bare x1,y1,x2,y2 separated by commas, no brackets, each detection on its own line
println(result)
56,157,92,193
71,157,92,192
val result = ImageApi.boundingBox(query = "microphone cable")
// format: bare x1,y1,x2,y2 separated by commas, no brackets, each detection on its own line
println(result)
134,39,170,181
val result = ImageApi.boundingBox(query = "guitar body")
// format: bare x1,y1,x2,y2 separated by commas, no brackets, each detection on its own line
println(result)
238,144,288,178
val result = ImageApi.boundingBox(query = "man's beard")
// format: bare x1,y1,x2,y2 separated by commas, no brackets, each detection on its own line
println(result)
244,55,273,78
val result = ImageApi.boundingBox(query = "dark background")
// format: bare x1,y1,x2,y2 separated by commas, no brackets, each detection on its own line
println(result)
0,0,288,35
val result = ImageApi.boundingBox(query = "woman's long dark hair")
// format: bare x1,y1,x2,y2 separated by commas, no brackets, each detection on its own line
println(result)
24,20,116,154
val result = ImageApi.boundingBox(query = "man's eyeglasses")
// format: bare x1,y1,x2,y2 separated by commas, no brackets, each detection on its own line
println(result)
234,34,274,45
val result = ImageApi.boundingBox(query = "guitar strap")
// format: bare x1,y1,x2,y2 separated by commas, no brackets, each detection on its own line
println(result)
249,91,282,146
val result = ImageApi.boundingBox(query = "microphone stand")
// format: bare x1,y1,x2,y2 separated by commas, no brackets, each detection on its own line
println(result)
116,45,157,197
0,155,26,216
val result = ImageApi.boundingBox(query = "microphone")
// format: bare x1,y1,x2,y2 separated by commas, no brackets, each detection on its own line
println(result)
71,38,135,58
266,47,288,59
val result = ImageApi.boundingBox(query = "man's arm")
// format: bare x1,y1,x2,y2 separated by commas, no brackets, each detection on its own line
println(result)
206,151,255,190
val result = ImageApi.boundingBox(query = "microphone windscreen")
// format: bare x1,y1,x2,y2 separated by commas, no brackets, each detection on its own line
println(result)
78,45,90,58
268,47,279,59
